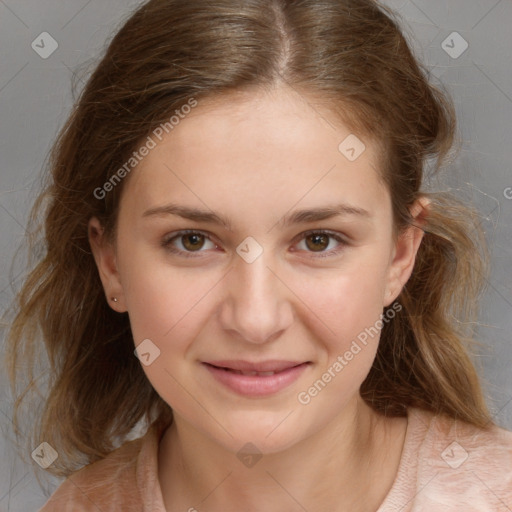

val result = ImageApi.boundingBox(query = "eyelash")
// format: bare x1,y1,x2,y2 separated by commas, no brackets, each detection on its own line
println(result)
161,229,348,259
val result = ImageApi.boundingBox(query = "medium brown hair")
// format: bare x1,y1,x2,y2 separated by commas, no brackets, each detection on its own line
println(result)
5,0,492,478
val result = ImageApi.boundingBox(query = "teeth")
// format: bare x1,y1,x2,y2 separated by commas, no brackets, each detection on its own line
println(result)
229,369,276,376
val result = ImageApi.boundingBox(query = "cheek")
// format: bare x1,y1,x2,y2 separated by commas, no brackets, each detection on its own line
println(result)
116,239,214,348
297,261,389,351
294,270,388,414
118,251,217,411
123,272,215,348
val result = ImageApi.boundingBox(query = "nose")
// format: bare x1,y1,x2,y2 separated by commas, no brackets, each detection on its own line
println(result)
218,250,294,344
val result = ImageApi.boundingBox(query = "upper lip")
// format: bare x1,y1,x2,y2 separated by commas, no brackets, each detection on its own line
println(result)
203,360,309,373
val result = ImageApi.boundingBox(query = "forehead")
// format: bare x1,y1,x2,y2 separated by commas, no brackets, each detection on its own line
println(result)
120,85,389,224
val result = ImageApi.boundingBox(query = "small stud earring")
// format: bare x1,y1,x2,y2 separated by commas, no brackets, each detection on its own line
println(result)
111,297,118,303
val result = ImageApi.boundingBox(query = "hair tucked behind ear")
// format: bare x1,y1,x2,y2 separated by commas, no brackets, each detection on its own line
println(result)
5,0,492,478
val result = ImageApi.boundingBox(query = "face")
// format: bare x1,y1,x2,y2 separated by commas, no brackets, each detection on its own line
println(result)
89,85,424,455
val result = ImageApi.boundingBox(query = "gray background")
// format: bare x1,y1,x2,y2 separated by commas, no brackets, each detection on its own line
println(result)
0,0,511,510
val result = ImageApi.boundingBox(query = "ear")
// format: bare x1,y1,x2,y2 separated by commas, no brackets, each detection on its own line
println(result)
383,197,430,307
88,217,127,312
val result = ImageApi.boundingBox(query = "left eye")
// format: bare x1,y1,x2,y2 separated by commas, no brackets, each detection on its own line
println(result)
299,232,339,252
294,231,345,255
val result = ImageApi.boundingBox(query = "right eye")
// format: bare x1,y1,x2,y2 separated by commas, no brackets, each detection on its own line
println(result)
161,230,219,257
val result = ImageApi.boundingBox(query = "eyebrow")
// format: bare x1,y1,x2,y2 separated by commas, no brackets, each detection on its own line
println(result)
142,202,371,230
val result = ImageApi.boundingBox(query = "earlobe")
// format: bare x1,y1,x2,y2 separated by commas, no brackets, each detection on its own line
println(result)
384,197,430,307
88,217,126,312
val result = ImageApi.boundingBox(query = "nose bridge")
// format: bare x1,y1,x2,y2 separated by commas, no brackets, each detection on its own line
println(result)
219,249,293,344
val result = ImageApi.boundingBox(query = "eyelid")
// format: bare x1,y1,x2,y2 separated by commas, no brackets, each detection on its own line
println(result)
291,229,347,244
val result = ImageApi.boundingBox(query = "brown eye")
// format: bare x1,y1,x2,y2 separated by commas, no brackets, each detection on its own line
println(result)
162,230,217,257
181,233,206,251
293,230,347,258
305,233,329,252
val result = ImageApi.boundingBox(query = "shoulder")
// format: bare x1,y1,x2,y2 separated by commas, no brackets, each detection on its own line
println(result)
408,407,512,510
38,422,167,512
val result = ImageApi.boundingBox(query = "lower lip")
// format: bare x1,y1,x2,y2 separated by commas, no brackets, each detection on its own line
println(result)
202,363,310,397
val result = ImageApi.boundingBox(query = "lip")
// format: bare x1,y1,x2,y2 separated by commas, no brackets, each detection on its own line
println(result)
204,359,306,373
202,360,311,397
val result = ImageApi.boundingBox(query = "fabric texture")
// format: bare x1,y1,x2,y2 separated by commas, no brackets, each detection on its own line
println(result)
38,407,512,511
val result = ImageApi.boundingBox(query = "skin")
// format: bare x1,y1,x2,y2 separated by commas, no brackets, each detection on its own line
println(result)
89,84,427,512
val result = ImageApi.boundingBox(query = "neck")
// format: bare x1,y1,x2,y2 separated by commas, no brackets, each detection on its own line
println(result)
158,398,407,512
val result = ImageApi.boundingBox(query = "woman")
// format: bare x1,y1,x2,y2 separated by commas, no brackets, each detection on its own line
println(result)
6,0,512,510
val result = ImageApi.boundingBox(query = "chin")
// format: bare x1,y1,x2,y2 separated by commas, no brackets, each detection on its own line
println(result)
203,412,309,457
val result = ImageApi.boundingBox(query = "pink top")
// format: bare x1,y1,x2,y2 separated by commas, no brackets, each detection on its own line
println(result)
39,407,512,511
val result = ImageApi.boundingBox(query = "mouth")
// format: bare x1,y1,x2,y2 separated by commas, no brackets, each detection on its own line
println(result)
201,360,311,396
